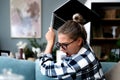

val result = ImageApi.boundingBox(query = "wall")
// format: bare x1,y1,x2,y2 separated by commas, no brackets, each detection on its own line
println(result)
0,0,86,53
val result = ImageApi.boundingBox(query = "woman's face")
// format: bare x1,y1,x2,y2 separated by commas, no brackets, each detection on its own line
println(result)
57,33,82,56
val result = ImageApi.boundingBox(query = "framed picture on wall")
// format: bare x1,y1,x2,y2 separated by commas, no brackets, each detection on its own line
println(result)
10,0,41,38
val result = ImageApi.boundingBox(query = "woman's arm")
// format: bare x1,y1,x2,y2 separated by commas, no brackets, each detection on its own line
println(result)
44,27,55,54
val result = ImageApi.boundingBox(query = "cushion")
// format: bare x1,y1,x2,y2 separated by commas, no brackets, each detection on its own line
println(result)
105,62,120,80
101,62,117,73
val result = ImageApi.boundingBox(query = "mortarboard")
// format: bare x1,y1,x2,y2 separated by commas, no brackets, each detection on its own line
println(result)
52,0,100,30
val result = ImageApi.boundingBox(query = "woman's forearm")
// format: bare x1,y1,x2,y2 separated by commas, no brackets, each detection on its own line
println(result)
44,42,54,54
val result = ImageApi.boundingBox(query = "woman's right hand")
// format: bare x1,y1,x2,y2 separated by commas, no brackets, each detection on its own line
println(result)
44,27,55,53
45,27,55,44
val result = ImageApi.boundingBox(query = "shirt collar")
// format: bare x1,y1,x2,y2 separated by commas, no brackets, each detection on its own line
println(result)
72,42,93,59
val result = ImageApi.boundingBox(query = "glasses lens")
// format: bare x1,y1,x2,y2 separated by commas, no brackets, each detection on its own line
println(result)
56,42,60,48
56,42,67,50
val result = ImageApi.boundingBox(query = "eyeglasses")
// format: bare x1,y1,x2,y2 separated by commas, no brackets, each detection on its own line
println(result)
56,40,75,50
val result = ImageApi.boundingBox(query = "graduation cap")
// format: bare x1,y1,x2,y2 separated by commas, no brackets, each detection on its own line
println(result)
52,0,100,30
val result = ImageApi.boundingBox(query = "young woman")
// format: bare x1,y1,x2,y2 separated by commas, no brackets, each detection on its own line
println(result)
39,14,106,80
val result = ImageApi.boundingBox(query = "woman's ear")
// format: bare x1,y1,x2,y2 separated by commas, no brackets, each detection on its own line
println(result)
77,37,83,46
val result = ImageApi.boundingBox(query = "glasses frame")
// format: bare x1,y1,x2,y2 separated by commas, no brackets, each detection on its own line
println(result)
56,40,76,50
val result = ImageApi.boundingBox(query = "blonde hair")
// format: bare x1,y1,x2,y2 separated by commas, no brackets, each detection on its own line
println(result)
58,20,87,44
72,13,84,24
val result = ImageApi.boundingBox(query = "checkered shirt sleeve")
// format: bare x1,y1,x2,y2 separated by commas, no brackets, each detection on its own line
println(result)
39,43,106,80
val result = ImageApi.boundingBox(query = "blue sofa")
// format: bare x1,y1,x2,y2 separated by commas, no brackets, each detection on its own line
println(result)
0,56,35,80
0,56,117,80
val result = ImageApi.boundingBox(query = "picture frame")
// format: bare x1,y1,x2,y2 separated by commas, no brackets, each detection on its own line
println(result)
10,0,41,38
0,50,10,56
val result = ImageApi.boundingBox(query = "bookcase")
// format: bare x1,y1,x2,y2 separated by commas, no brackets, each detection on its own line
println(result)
90,2,120,61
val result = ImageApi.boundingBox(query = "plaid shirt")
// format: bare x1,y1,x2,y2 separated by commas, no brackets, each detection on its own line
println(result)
39,43,106,80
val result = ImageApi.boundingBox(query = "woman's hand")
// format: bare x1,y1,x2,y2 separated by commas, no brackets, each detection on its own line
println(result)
44,27,55,54
45,27,55,44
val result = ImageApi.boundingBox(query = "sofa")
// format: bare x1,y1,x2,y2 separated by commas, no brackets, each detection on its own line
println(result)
0,56,35,80
0,56,118,80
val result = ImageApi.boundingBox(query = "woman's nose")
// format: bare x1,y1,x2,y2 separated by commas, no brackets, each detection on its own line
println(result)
59,47,65,52
59,47,63,51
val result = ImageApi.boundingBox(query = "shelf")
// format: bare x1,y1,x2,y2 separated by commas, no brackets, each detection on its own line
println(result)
90,38,119,46
103,18,120,20
100,18,120,25
92,2,120,7
91,2,120,62
92,38,119,40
